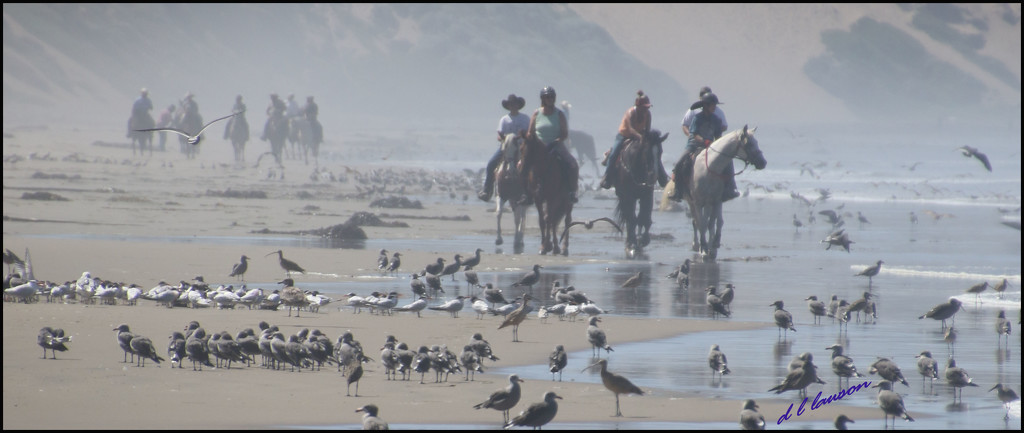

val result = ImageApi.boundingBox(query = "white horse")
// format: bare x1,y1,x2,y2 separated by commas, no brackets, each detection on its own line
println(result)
495,133,527,248
686,125,767,260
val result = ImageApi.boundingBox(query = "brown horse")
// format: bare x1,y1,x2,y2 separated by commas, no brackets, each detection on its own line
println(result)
495,134,527,249
522,137,574,255
612,129,669,258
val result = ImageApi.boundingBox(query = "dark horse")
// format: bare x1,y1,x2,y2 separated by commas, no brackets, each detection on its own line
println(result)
612,129,669,258
175,109,202,159
522,137,574,255
224,112,249,164
680,125,767,261
127,112,155,157
263,114,289,165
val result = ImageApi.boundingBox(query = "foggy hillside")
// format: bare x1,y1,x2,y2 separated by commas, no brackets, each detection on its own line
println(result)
2,3,684,134
3,4,1021,135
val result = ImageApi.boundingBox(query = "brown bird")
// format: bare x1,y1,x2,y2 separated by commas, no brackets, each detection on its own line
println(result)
989,383,1020,420
957,145,992,171
278,278,309,317
560,217,622,243
497,294,532,342
739,399,765,430
583,358,643,417
855,260,883,285
266,250,305,277
834,414,855,430
621,271,643,288
474,374,524,424
504,391,561,430
919,298,964,330
992,278,1009,299
37,326,71,359
965,281,989,304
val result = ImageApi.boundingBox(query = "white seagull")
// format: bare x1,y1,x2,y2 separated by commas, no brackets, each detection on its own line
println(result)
136,111,244,146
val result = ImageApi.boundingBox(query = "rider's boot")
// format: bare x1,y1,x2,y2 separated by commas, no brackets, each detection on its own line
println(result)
600,149,610,166
722,173,741,202
477,171,495,202
599,165,615,190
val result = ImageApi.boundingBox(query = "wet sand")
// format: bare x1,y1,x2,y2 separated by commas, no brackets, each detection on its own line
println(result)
2,127,885,429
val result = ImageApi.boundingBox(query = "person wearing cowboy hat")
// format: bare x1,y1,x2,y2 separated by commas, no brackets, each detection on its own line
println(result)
680,86,727,137
669,92,738,202
262,93,287,141
599,90,667,189
478,93,530,202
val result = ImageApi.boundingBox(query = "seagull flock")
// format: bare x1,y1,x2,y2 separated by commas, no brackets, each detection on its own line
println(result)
6,240,1019,429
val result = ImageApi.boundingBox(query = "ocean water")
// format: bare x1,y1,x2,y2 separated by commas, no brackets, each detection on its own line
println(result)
20,124,1021,429
285,124,1023,430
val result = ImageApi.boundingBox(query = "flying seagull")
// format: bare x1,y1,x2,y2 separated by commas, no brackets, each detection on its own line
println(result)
956,145,992,171
137,110,244,146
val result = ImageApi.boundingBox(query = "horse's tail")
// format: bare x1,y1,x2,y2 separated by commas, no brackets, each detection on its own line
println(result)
613,194,628,229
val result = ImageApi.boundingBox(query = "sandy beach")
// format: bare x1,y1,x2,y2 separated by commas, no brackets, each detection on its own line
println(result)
1,126,894,430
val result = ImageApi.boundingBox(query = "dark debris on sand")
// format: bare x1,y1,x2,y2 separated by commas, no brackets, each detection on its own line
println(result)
369,195,423,209
21,191,70,201
205,189,268,199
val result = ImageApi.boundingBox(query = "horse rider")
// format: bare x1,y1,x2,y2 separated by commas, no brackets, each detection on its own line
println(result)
262,93,286,141
156,104,175,151
478,93,529,202
680,86,727,138
224,95,247,139
599,90,667,189
304,95,323,144
524,86,579,204
669,92,739,202
286,93,303,119
127,88,154,138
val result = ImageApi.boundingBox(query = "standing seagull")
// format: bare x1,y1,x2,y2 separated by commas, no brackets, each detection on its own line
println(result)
769,358,822,398
583,358,643,417
549,345,567,382
37,327,71,359
355,404,389,430
944,357,979,403
873,380,914,428
461,248,484,271
136,110,243,146
440,254,463,281
825,344,864,387
915,350,939,392
989,383,1020,420
770,300,796,338
474,374,524,424
706,286,730,319
376,249,389,273
956,145,992,171
266,250,305,277
586,316,614,357
918,298,964,330
707,344,731,381
870,357,909,387
498,294,533,342
805,295,827,325
385,252,401,274
512,264,543,288
739,399,765,430
996,310,1011,347
229,255,249,282
855,260,883,285
505,391,562,430
129,335,164,367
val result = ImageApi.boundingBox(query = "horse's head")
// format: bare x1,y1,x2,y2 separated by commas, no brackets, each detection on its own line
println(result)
620,129,669,186
736,125,767,170
500,133,523,163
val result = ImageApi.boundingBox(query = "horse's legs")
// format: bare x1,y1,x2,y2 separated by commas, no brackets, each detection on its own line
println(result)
638,191,653,247
513,204,525,247
689,201,700,252
496,199,505,246
712,203,725,251
560,207,572,256
537,204,551,255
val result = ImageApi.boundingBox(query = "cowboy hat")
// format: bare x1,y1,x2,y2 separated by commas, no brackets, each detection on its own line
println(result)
689,92,722,110
501,94,526,111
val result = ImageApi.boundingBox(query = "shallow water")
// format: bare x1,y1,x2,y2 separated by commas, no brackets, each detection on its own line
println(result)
19,127,1021,429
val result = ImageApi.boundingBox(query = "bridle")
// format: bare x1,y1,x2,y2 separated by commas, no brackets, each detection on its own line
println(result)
704,132,754,176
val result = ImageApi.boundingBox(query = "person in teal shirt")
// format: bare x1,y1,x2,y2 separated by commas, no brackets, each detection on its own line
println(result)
524,86,578,204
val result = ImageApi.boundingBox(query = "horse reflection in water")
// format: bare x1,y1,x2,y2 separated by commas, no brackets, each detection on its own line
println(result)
494,134,527,250
611,129,669,258
680,125,766,261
